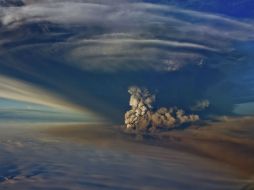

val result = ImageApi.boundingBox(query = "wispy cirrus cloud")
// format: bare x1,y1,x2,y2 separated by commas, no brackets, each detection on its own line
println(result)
0,1,254,72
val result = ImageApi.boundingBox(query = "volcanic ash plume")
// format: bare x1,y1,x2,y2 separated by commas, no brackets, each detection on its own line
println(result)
124,86,199,132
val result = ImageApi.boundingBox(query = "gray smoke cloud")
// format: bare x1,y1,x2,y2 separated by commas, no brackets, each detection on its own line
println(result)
124,86,199,132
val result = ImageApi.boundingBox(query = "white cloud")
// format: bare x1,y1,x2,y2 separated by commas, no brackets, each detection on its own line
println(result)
1,1,253,39
77,38,217,51
1,1,253,72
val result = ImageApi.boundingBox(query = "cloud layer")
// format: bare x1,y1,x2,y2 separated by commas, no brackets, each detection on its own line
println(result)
1,0,254,72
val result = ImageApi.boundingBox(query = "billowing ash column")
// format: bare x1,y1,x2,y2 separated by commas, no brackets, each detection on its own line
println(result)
124,86,155,130
124,86,199,132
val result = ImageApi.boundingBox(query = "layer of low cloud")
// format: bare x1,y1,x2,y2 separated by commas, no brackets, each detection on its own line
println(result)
124,86,199,132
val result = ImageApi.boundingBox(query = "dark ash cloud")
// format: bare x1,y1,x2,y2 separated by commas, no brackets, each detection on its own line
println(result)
124,86,199,132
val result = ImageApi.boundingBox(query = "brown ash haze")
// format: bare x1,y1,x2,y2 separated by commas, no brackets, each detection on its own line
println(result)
0,0,254,190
